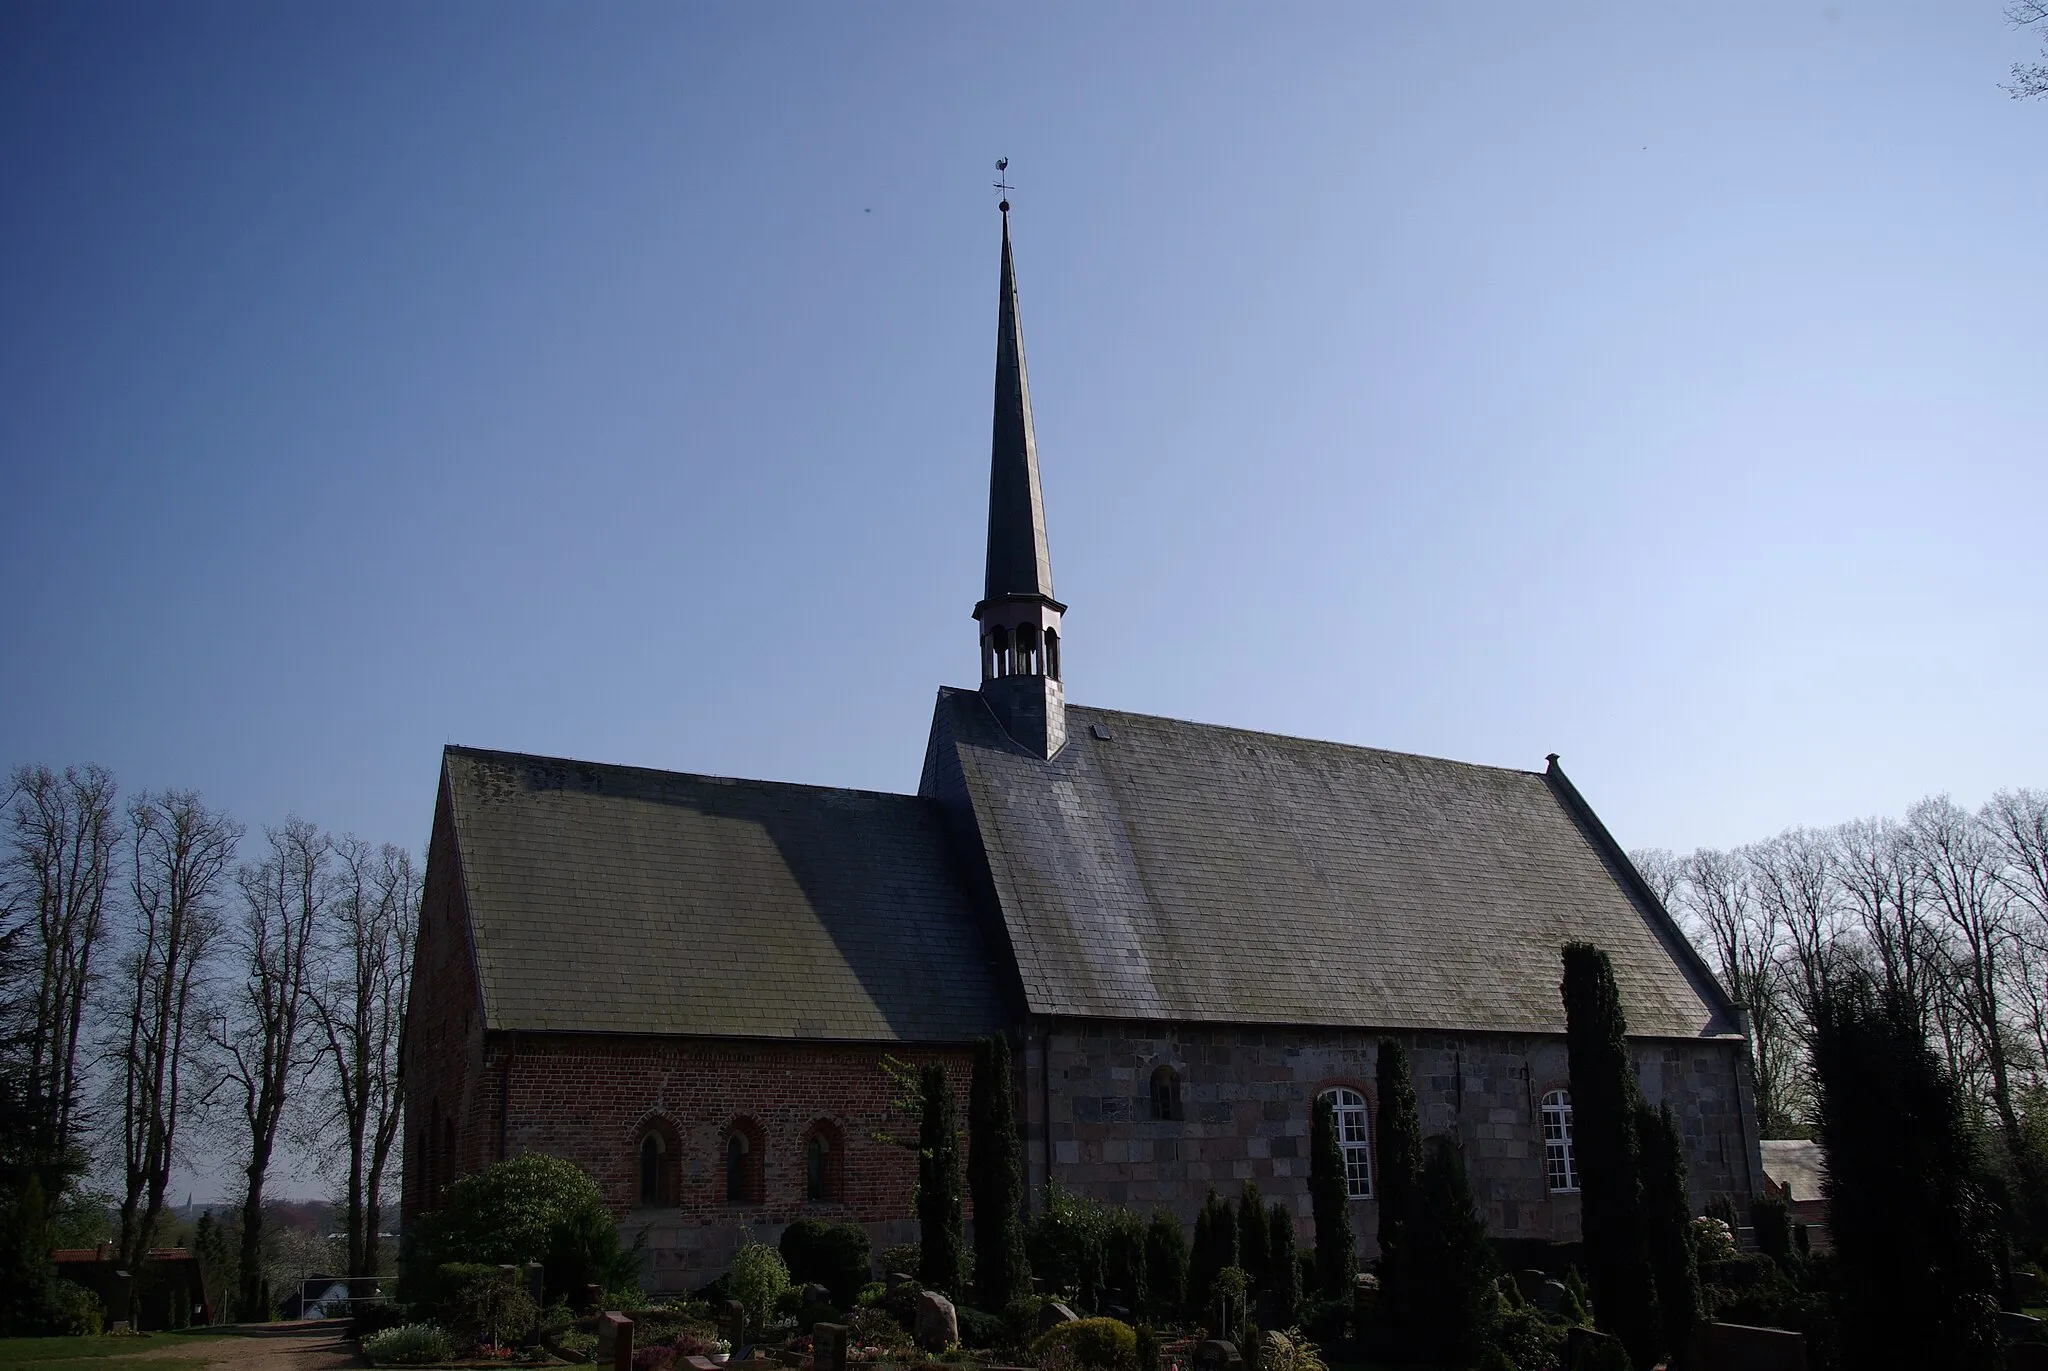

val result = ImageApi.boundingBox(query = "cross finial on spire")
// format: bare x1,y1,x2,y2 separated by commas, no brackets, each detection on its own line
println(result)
994,157,1012,213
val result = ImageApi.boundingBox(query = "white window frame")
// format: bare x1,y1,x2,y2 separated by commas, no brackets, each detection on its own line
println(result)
1542,1089,1579,1193
1320,1087,1373,1199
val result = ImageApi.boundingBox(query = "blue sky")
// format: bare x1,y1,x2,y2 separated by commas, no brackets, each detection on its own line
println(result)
5,1,2044,883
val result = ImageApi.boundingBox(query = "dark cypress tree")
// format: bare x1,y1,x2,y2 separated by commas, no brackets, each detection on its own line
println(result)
1189,1187,1237,1312
1265,1202,1299,1331
1144,1208,1189,1320
1106,1208,1150,1319
968,1035,1029,1309
1635,1102,1701,1363
1560,941,1661,1369
1373,1039,1424,1337
1237,1179,1269,1293
1309,1093,1357,1299
1406,1135,1497,1364
917,1062,965,1295
1812,975,2002,1371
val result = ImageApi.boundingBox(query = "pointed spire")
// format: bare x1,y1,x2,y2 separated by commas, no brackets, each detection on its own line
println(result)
983,205,1058,606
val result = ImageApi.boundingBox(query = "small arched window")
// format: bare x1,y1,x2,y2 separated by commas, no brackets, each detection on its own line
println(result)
1044,628,1060,681
1150,1065,1183,1121
726,1129,754,1204
990,626,1012,677
1319,1087,1373,1198
806,1135,829,1202
1542,1090,1578,1193
639,1135,663,1205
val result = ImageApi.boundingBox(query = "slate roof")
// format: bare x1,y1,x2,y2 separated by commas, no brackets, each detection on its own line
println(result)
921,689,1737,1039
440,746,1008,1041
1760,1139,1826,1202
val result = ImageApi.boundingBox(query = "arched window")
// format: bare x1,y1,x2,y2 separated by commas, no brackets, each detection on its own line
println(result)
639,1134,664,1206
1018,625,1041,675
1542,1090,1578,1193
1044,629,1060,681
1319,1088,1373,1198
726,1130,753,1203
807,1135,829,1202
990,626,1012,677
1150,1065,1183,1121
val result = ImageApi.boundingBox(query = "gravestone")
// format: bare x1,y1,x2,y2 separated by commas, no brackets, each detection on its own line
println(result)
584,1283,605,1314
1036,1302,1078,1334
722,1299,747,1349
812,1323,849,1371
110,1269,133,1332
1698,1321,1808,1371
1532,1280,1567,1318
1193,1340,1244,1371
801,1284,832,1309
599,1313,634,1371
914,1289,957,1352
885,1272,913,1293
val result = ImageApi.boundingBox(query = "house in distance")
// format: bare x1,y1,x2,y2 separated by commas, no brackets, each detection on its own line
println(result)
401,206,1762,1290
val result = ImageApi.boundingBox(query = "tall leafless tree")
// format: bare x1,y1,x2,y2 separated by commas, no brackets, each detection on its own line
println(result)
1910,795,2024,1147
213,819,328,1318
2,764,120,1175
117,790,238,1268
1678,846,1801,1134
1749,828,1847,1025
312,838,416,1278
1834,816,1937,1024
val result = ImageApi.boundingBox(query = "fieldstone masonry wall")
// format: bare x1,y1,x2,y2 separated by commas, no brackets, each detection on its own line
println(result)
1023,1020,1757,1254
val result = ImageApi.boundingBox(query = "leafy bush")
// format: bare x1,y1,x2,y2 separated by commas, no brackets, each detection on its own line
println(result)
634,1348,675,1371
879,1243,921,1279
780,1218,873,1307
42,1279,103,1336
557,1329,598,1360
1028,1184,1111,1309
1487,1305,1567,1371
847,1304,916,1353
363,1321,458,1365
1691,1216,1736,1264
447,1266,538,1351
1257,1329,1327,1371
955,1304,1005,1348
400,1154,640,1308
1032,1316,1138,1370
1002,1294,1046,1345
730,1239,792,1338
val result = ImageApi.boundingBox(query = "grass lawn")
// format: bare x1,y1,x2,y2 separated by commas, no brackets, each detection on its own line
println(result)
0,1329,243,1371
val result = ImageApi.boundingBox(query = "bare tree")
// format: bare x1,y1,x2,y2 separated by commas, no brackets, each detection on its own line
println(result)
312,839,416,1278
212,819,328,1318
1748,828,1848,1025
2,764,120,1175
1628,846,1684,910
1834,816,1939,1024
1910,796,2024,1146
2010,1,2048,99
1679,846,1800,1134
1986,789,2048,929
117,790,238,1268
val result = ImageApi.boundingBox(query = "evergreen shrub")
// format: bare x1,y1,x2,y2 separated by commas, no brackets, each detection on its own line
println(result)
1264,1202,1299,1330
955,1304,1006,1348
1307,1096,1355,1300
1636,1102,1701,1358
1372,1039,1423,1338
968,1036,1030,1310
1406,1134,1496,1364
1027,1184,1110,1310
917,1063,966,1296
399,1154,640,1308
1142,1209,1187,1320
779,1218,872,1307
1031,1315,1138,1370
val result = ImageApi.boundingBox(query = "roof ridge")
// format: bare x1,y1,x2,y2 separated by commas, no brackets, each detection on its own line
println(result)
442,743,925,806
1044,698,1546,780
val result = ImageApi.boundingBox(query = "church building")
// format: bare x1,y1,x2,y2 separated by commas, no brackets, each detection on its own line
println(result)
401,208,1762,1291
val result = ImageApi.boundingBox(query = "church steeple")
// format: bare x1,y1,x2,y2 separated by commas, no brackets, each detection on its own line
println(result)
974,201,1067,759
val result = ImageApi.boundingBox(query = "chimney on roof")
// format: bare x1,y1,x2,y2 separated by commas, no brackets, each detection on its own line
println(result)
974,199,1067,759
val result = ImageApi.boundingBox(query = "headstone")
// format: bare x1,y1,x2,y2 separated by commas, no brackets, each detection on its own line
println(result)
585,1283,605,1314
1698,1321,1808,1371
2008,1345,2048,1371
1036,1302,1078,1334
601,1314,635,1371
1511,1269,1549,1303
802,1284,832,1309
813,1323,849,1371
2000,1312,2043,1342
1566,1328,1622,1368
885,1272,913,1293
110,1269,133,1329
1533,1280,1567,1318
1192,1340,1244,1371
525,1262,545,1307
722,1299,747,1348
913,1289,958,1352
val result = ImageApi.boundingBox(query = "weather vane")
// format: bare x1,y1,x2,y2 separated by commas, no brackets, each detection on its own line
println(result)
994,157,1013,210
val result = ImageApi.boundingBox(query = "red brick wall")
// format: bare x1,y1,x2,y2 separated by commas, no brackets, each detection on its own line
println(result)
400,777,985,1288
484,1033,974,1289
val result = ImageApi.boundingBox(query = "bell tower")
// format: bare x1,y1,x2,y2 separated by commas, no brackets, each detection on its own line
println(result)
975,200,1066,759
